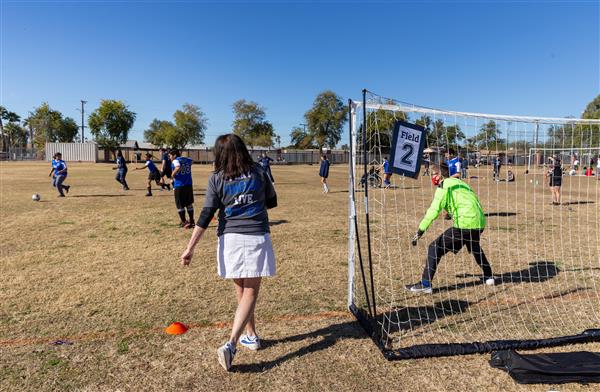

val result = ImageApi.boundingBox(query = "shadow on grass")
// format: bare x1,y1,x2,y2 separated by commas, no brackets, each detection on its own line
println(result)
269,219,289,226
70,194,133,198
381,299,470,334
234,300,471,372
233,319,367,373
438,261,559,294
484,212,518,217
562,201,595,206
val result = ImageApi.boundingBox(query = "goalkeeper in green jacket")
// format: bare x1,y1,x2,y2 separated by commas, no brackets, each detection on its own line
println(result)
407,162,495,294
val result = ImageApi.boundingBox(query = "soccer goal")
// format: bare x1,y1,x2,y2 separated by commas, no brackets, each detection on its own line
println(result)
527,147,600,172
347,90,600,360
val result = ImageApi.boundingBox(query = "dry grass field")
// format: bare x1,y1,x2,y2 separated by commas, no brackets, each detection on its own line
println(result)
1,161,599,391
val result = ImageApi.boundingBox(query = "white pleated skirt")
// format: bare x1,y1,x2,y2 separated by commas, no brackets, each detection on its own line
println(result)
217,233,276,279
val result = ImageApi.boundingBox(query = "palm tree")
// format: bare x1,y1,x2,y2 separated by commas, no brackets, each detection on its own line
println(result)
3,112,22,149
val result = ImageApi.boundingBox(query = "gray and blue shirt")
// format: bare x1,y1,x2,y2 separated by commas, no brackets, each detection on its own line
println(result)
201,165,277,236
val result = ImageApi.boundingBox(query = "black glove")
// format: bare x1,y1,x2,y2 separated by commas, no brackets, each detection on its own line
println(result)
411,230,424,246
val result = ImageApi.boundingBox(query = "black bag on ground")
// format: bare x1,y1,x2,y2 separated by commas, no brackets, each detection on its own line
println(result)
490,350,600,384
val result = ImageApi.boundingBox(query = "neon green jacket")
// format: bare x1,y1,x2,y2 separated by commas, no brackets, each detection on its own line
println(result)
418,178,486,232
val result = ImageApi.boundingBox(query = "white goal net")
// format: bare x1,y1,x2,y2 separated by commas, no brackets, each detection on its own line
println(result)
348,90,600,359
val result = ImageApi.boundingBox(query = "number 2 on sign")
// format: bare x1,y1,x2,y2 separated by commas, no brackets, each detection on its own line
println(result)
400,143,414,165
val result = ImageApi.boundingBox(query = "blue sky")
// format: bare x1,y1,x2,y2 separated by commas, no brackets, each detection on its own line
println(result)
1,0,598,146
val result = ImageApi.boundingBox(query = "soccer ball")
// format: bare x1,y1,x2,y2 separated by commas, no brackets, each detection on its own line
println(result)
32,194,41,202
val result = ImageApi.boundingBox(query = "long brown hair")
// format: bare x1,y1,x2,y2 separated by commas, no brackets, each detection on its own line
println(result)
213,134,255,179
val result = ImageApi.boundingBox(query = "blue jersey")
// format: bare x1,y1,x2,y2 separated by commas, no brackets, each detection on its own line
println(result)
383,160,391,174
116,156,127,170
258,156,273,169
319,159,330,178
161,153,171,167
52,159,67,175
446,157,460,177
172,156,193,188
145,160,159,173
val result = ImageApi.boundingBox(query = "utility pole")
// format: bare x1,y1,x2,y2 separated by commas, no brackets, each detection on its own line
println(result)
80,100,87,142
300,123,307,133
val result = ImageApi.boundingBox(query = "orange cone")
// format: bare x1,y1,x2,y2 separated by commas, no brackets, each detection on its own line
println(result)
165,322,188,335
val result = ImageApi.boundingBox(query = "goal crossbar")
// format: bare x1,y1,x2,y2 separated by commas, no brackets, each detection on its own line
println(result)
351,101,600,125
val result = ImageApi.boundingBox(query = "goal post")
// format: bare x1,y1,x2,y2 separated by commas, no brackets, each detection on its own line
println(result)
348,90,600,360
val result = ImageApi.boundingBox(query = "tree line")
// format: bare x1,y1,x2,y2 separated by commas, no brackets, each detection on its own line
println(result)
1,93,598,153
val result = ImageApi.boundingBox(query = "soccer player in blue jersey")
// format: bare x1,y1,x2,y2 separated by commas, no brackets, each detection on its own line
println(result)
445,148,461,179
493,154,502,180
112,150,129,190
169,148,195,228
180,133,277,371
133,153,165,196
319,154,330,193
258,152,275,183
159,147,172,191
48,152,70,197
382,156,392,188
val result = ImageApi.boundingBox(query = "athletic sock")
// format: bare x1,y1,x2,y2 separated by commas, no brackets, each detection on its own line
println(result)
421,280,431,288
186,206,194,223
166,184,171,191
178,209,186,222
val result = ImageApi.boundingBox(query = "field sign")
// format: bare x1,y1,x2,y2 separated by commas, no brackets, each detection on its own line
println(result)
389,120,427,179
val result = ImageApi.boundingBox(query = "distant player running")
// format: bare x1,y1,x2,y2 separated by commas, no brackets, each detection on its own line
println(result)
159,147,172,191
406,162,494,293
48,152,70,197
382,156,392,188
112,150,129,190
319,154,330,193
133,153,166,196
169,149,195,228
258,152,275,183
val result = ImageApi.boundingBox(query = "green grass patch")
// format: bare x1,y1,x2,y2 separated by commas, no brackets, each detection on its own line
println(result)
117,339,130,355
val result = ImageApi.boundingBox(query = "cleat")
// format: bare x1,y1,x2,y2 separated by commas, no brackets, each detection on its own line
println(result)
239,334,261,351
405,282,432,294
145,193,152,197
183,221,195,229
179,221,189,228
217,342,235,371
64,185,70,194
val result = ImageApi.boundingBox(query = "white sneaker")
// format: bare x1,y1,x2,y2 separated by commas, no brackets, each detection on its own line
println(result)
485,278,496,286
239,334,261,350
217,342,236,371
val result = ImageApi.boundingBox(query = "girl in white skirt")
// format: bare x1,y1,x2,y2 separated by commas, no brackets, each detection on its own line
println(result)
180,134,277,371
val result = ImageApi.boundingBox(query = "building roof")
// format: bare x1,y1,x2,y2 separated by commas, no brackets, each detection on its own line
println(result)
137,142,157,150
120,140,139,149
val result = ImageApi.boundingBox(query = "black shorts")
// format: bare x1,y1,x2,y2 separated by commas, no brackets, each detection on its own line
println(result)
148,171,161,182
549,177,562,187
162,167,172,179
174,185,194,209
